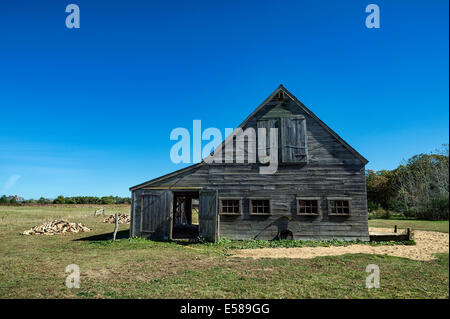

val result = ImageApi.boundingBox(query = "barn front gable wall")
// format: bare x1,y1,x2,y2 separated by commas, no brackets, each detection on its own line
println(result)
130,86,369,241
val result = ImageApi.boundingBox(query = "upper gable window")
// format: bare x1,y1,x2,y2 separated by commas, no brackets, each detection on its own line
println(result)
256,115,307,164
257,118,280,152
281,115,307,163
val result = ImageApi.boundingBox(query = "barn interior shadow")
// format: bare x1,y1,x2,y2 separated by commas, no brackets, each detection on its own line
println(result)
73,230,129,241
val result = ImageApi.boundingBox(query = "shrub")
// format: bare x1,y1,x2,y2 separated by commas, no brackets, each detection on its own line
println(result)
369,208,391,219
414,193,449,220
367,201,379,213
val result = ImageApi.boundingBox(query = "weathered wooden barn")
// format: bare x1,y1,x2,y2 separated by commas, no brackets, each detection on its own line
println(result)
130,85,369,242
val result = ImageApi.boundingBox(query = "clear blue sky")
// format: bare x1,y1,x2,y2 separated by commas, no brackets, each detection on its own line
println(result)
0,0,448,199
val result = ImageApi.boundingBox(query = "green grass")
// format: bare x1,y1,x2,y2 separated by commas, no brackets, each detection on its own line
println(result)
196,238,415,251
369,218,449,233
0,205,448,298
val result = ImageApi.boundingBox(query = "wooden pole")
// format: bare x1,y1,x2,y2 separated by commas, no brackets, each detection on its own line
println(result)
394,225,397,233
113,212,119,241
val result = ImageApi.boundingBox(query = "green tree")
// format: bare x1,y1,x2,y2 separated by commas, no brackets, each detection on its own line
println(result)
0,195,9,204
366,145,449,220
366,169,396,210
394,145,449,220
53,195,66,204
100,196,115,205
38,197,48,204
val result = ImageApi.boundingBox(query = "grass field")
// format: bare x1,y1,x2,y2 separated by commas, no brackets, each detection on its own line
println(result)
369,218,449,233
0,205,448,299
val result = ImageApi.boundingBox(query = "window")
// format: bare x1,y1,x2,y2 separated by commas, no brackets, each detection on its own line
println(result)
250,199,271,215
257,118,280,162
257,115,308,164
297,198,319,215
220,199,241,215
328,199,351,215
281,116,307,163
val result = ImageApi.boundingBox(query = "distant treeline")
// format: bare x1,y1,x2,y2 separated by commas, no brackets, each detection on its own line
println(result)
366,145,449,220
0,195,131,205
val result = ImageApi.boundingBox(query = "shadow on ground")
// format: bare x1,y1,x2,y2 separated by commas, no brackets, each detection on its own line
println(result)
74,230,129,241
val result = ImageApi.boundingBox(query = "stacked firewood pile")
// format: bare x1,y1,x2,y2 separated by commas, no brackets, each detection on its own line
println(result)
102,213,130,224
22,220,91,235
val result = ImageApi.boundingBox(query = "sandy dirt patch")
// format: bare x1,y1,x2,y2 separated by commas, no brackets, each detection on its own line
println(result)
232,228,449,261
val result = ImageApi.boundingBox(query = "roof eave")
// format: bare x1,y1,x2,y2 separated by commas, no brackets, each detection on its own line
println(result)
129,162,204,191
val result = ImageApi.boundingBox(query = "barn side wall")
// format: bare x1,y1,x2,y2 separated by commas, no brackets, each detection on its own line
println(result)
212,163,368,241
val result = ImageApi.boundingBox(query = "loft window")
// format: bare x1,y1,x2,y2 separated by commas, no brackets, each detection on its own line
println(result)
297,198,319,215
281,115,308,163
250,199,271,215
220,199,241,215
257,115,308,164
328,199,351,215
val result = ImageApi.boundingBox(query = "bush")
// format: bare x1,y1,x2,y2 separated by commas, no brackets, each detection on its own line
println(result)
414,194,449,220
369,208,391,219
367,201,379,212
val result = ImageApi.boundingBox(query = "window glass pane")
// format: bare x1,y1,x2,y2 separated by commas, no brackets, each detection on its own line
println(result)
221,199,240,214
298,199,319,214
251,200,270,214
329,200,350,215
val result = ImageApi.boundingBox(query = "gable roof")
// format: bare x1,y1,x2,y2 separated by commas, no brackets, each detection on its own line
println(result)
130,85,368,191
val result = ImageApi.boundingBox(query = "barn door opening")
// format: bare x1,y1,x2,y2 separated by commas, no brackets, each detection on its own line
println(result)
199,190,219,242
171,191,199,239
141,190,172,240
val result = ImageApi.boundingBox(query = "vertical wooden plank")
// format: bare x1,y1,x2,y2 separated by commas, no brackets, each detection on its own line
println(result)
141,190,172,240
282,116,307,162
257,118,279,152
129,191,135,237
199,190,218,242
113,212,119,241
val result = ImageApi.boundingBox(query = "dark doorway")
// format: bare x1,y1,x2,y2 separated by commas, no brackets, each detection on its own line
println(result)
172,191,199,239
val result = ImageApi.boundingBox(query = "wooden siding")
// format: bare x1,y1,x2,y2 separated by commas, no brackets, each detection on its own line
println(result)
133,190,173,240
199,190,219,241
